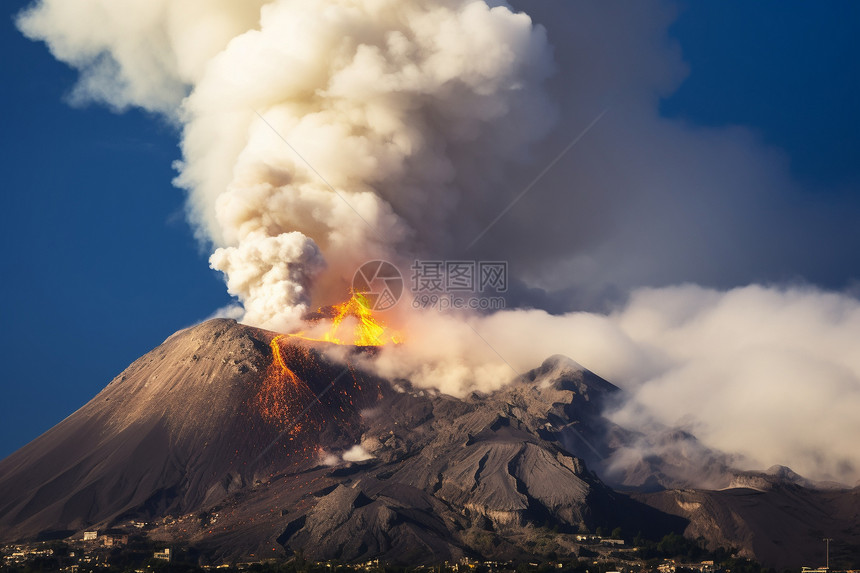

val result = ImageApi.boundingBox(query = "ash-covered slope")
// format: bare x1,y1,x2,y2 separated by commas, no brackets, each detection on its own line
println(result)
260,355,683,564
636,483,860,569
0,319,683,562
0,319,386,542
518,359,741,494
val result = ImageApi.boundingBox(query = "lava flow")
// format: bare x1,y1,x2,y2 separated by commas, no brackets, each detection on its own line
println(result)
287,292,401,347
254,335,320,434
252,293,396,460
254,331,381,442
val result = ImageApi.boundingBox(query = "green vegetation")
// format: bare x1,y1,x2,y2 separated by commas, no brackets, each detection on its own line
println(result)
633,532,769,573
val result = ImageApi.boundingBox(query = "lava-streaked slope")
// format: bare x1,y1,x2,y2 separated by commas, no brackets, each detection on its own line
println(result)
0,319,684,562
0,319,388,542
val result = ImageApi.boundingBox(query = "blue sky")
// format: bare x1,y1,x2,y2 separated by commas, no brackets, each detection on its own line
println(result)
662,2,860,190
1,2,233,457
1,1,859,459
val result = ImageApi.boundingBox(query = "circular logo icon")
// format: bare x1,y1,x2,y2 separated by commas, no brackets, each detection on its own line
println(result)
352,260,404,311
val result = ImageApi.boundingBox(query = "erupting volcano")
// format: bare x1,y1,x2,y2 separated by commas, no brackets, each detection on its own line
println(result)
1,319,858,568
252,291,401,436
7,0,860,569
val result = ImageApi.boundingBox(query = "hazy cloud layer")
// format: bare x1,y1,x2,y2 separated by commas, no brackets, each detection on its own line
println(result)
432,285,860,484
486,1,860,307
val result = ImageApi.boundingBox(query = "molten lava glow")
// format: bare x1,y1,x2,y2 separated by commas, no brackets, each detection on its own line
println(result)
254,335,318,434
270,335,292,374
252,329,388,469
287,292,401,347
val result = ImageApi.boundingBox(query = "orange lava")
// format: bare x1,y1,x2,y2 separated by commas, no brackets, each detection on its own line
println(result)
251,301,392,466
286,292,401,347
254,335,319,434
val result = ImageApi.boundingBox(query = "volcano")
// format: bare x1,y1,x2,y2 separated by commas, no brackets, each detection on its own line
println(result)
0,320,857,568
0,320,386,542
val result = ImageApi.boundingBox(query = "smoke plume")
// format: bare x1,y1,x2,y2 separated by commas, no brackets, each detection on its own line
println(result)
20,0,556,331
19,0,860,484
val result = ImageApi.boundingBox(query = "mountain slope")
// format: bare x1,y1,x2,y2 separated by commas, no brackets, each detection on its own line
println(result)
0,320,683,562
636,484,860,569
1,319,856,568
0,319,385,541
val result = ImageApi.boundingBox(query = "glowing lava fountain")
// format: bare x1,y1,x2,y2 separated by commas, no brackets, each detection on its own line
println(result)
287,292,401,347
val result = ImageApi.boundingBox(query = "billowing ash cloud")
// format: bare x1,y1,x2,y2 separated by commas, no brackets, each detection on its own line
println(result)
19,1,860,484
19,0,556,332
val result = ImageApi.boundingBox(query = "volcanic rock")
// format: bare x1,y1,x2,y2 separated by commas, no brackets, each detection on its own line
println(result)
0,320,386,543
1,319,856,568
636,483,860,569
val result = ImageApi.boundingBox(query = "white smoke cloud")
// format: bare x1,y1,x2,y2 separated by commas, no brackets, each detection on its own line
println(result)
19,0,556,330
17,0,268,115
370,284,860,484
187,0,556,321
604,284,860,485
341,445,373,463
208,231,325,332
204,304,246,322
18,0,860,485
318,450,340,467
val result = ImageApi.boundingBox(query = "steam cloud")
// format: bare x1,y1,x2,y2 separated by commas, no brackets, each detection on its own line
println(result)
19,1,860,484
